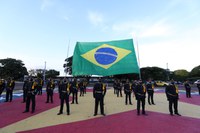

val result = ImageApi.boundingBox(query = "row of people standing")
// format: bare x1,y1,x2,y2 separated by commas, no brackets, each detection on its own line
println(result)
113,79,155,115
0,78,15,102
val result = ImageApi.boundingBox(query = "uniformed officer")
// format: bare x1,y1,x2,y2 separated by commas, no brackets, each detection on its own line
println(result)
36,77,43,95
124,79,132,105
93,78,106,116
57,78,70,115
135,80,147,115
46,78,55,103
184,80,191,98
71,78,79,104
5,78,15,102
0,79,6,96
165,80,181,116
22,78,29,103
116,79,123,97
83,79,87,94
23,78,36,113
79,80,84,97
113,80,117,95
197,83,200,95
146,79,155,105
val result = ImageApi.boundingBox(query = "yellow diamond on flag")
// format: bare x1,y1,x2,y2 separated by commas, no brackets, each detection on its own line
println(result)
81,44,132,69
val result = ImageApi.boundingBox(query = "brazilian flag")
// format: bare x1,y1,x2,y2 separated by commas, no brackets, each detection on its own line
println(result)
72,39,139,76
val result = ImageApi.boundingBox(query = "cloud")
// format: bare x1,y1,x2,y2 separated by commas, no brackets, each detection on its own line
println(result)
88,11,104,26
40,0,54,11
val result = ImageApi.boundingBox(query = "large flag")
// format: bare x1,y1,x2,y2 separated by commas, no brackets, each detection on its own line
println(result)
72,39,139,76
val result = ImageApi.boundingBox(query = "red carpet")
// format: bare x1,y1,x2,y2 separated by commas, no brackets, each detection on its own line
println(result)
18,110,200,133
179,94,200,106
0,93,61,128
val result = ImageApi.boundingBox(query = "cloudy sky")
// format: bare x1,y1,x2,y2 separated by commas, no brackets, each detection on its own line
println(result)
0,0,199,76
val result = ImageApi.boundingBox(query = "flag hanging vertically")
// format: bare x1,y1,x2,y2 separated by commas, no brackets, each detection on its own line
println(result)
72,39,139,76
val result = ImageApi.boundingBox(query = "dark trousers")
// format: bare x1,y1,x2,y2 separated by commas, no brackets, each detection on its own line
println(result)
26,94,35,112
72,92,78,104
94,95,104,114
117,89,122,97
114,87,117,94
137,98,145,114
6,89,13,102
147,92,154,104
37,86,42,95
23,90,27,102
59,94,70,113
125,93,132,104
186,88,191,98
46,90,53,103
80,87,84,96
198,88,200,95
169,99,178,114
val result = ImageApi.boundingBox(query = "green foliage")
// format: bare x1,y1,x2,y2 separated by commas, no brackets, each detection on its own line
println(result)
45,69,60,78
172,69,189,81
0,58,28,80
189,65,200,78
141,67,168,81
64,56,72,75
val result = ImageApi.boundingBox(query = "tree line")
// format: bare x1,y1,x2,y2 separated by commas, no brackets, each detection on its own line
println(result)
0,58,59,80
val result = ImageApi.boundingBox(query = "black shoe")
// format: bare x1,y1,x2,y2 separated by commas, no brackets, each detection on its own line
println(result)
93,114,97,116
137,113,140,116
46,101,49,103
148,103,151,105
152,103,156,105
4,100,8,102
101,113,106,116
170,113,174,116
31,110,35,113
175,113,181,116
57,112,63,115
71,102,74,104
67,112,70,115
130,103,133,105
23,110,29,113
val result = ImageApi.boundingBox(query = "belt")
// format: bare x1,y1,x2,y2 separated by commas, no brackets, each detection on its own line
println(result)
62,91,67,93
95,91,103,93
137,93,144,96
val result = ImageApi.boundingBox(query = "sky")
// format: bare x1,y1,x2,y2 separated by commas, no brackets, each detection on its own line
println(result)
0,0,199,76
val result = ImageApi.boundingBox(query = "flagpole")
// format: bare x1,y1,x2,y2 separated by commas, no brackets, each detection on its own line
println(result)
133,35,142,80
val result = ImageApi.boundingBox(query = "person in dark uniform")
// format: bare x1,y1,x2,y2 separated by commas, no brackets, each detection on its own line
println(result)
93,78,106,116
57,78,70,115
79,80,84,97
113,80,117,95
197,83,200,95
46,78,55,103
135,80,147,115
5,78,15,102
23,78,36,113
146,79,155,105
184,80,191,98
22,78,29,103
71,78,78,104
83,79,87,94
165,80,181,116
124,79,132,105
0,79,6,96
116,79,123,97
37,77,43,95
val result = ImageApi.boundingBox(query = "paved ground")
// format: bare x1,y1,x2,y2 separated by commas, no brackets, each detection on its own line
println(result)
0,87,200,133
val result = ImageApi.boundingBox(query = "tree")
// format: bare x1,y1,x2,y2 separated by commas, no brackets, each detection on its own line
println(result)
141,67,168,81
189,65,200,78
63,56,72,75
0,58,28,80
172,69,189,81
45,69,60,78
